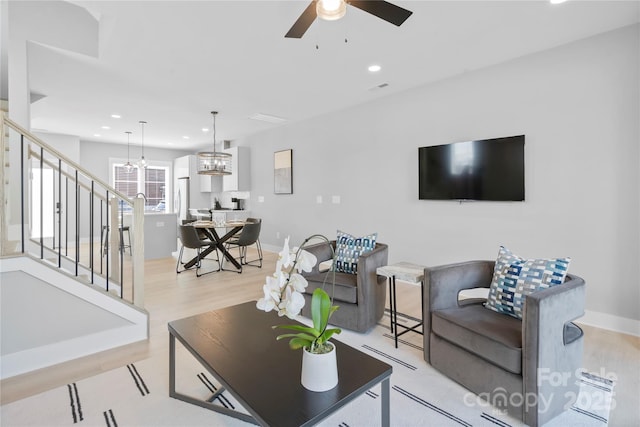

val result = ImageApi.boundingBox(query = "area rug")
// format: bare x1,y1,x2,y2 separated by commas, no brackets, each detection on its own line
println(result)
0,314,614,426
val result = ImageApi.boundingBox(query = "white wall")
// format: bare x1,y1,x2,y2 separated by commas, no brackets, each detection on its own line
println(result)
33,132,81,163
238,25,640,323
6,1,98,238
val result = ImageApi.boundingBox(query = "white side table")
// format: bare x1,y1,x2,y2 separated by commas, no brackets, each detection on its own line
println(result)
376,262,426,348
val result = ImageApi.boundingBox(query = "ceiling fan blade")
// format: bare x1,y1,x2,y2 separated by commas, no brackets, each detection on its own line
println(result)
348,1,413,26
285,1,318,38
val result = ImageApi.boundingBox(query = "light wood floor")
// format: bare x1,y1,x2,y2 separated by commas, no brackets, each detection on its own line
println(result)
1,249,639,425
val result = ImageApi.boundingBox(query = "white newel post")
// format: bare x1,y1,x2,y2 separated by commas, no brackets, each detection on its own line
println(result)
133,197,145,308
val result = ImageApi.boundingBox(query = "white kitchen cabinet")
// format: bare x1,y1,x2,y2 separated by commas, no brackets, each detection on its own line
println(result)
175,154,212,193
199,174,212,192
222,146,250,191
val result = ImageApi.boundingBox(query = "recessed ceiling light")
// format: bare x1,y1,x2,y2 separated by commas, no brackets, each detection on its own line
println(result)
202,128,209,132
183,136,190,139
550,0,567,4
167,142,174,146
368,64,382,72
93,134,101,137
111,114,121,119
101,126,111,130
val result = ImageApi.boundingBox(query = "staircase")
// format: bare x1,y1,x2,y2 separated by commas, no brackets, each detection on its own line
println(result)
0,112,149,379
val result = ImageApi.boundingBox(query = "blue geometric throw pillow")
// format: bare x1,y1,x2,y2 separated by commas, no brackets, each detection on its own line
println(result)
333,230,377,274
485,246,571,319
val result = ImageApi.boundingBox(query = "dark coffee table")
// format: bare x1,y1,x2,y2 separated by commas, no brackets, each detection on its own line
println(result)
168,301,392,426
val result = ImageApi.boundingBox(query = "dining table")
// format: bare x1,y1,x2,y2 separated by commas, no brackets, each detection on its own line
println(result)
184,220,246,272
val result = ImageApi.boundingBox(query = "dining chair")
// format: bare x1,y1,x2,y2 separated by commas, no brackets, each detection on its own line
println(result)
176,224,220,277
223,219,262,272
241,218,263,267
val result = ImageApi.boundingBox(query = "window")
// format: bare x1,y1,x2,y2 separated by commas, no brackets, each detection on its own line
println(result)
144,167,166,208
111,161,170,212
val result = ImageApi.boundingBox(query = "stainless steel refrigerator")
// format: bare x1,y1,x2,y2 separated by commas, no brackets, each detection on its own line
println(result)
175,177,190,223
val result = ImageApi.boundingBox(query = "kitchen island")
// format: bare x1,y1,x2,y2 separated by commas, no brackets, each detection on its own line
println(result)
123,212,177,259
143,212,177,259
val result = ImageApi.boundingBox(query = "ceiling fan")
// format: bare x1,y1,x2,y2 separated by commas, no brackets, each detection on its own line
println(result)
285,0,413,39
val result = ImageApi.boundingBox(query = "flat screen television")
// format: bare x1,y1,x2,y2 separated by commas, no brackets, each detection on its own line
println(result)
418,135,525,201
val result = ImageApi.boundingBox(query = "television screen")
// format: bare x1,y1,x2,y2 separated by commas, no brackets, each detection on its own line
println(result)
418,135,525,201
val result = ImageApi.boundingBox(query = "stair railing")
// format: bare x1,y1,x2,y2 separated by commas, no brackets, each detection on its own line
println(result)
1,111,144,308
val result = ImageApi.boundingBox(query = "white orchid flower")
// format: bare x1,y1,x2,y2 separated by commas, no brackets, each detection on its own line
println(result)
288,272,308,293
278,236,293,270
295,249,317,273
279,287,305,319
256,273,285,312
256,296,274,312
272,267,288,289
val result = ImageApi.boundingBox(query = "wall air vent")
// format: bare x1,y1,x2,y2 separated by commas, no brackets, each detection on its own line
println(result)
249,113,288,124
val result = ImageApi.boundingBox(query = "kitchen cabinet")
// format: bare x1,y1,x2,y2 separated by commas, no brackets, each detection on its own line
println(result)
222,146,250,191
200,174,212,192
175,155,212,193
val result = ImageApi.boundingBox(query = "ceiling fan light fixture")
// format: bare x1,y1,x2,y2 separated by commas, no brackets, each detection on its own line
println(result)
316,0,346,21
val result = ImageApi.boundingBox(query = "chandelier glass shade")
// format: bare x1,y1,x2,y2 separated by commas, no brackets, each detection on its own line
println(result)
124,131,134,172
197,111,232,176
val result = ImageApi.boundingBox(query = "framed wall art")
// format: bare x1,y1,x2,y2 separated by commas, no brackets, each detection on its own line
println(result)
274,149,293,194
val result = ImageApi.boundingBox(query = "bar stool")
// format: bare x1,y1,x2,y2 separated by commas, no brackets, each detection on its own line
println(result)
101,225,132,256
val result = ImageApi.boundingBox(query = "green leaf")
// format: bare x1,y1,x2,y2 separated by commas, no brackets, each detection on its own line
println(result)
311,288,332,333
273,324,320,337
275,332,316,342
320,327,341,342
288,337,312,350
329,305,339,316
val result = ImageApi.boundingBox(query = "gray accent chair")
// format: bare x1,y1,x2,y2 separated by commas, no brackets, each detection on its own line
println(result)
423,261,585,426
301,241,388,333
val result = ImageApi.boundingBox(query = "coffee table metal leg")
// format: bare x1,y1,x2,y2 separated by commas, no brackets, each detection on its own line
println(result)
381,377,390,427
169,333,176,397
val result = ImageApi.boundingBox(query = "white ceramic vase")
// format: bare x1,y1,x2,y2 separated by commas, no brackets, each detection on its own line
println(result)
301,342,338,392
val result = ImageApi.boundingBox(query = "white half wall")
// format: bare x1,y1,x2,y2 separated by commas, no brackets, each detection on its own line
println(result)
239,24,640,325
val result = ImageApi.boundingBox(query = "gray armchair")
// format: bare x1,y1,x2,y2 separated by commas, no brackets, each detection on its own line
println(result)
301,241,388,333
424,261,585,426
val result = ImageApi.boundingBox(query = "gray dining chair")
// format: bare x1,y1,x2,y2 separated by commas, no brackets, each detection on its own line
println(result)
223,219,262,272
176,224,220,277
242,218,263,267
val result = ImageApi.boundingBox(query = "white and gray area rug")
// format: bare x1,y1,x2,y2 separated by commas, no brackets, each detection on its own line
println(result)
1,314,614,426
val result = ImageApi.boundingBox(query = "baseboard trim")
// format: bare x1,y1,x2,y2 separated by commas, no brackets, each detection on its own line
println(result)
576,310,640,337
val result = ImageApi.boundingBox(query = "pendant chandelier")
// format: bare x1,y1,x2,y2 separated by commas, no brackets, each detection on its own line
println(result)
138,120,147,168
124,131,134,172
197,111,232,175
